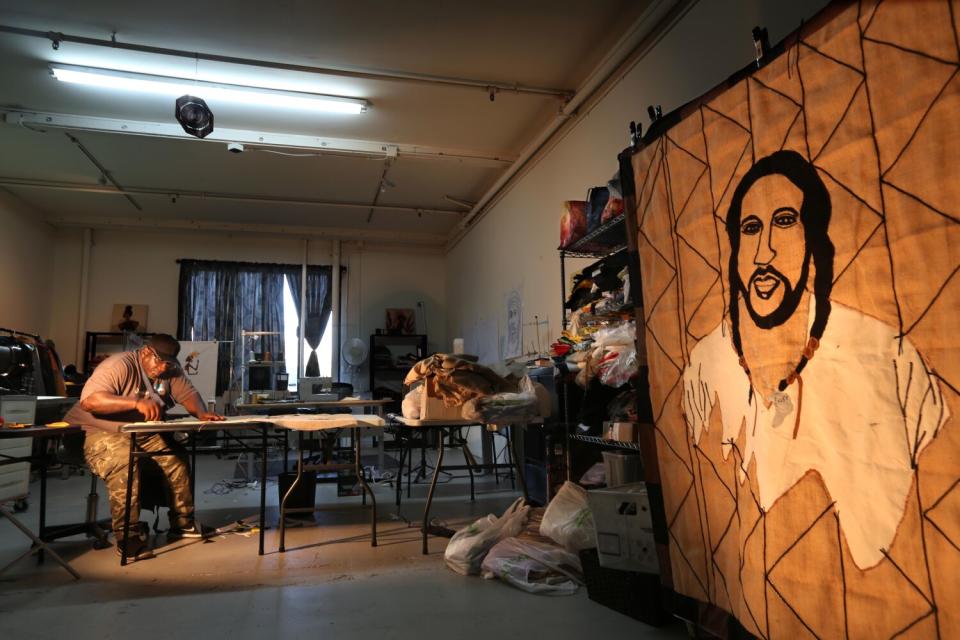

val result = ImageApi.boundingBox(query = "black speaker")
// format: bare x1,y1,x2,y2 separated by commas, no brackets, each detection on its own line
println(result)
175,95,214,138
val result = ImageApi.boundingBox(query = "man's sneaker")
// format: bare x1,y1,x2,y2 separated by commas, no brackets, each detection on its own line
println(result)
167,522,217,539
116,537,154,562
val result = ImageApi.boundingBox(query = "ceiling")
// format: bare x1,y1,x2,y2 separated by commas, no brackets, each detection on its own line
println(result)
0,0,660,247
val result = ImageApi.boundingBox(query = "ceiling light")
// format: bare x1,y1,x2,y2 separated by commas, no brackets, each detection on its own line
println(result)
50,64,369,114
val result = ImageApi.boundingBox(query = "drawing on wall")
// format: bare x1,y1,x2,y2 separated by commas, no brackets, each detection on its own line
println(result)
385,308,416,335
631,3,960,636
111,304,148,332
504,289,522,359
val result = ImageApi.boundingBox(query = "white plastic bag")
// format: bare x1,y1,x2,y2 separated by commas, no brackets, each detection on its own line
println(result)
402,385,423,419
444,497,529,575
539,481,596,551
481,537,583,596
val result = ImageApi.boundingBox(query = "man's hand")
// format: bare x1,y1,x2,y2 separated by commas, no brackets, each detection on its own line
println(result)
135,396,165,422
196,411,225,422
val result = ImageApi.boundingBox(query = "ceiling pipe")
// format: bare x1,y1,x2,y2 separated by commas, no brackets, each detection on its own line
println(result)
49,214,447,247
63,131,141,210
448,0,699,249
0,176,464,215
0,24,573,100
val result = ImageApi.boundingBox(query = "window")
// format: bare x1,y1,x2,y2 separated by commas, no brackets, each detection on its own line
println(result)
177,259,337,397
282,277,332,389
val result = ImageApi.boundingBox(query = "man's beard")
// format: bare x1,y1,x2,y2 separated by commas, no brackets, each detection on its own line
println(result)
741,259,809,329
735,258,812,405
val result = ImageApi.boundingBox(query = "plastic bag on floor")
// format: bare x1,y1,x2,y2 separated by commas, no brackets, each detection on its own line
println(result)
444,498,530,576
481,537,583,596
539,481,596,551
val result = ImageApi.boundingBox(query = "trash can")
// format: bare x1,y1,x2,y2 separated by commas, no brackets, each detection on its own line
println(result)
277,472,317,519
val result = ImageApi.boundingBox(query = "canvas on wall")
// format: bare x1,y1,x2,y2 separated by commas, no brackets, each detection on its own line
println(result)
110,304,148,332
629,1,960,637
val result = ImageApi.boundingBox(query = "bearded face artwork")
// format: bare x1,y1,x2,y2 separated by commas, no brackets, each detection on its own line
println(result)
634,3,959,636
725,151,833,402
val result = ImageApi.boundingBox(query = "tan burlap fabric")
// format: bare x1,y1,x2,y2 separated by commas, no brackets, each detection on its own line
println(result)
631,1,960,636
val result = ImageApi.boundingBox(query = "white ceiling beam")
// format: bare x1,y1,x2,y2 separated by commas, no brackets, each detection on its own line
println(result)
48,213,447,248
0,176,465,216
4,110,516,166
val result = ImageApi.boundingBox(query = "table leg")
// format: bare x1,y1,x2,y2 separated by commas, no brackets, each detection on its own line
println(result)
37,449,47,564
283,429,289,474
459,430,475,503
422,428,446,555
507,426,528,502
354,426,377,547
279,431,305,553
395,433,406,507
190,434,197,504
259,425,267,556
0,505,79,580
407,431,414,499
120,435,136,567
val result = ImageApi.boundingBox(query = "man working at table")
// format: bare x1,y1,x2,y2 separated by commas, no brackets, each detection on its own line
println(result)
65,334,224,561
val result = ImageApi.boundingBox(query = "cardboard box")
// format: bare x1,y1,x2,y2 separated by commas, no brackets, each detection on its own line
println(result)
603,421,637,442
420,379,462,420
587,482,659,573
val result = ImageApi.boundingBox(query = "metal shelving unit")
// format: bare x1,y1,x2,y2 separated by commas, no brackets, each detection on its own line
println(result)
570,433,642,451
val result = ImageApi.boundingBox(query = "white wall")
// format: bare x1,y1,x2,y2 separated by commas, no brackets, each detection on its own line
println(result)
445,0,829,354
48,228,446,385
0,190,55,336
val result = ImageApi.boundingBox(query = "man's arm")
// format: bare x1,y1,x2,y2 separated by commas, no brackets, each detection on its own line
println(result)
170,375,224,421
80,392,164,422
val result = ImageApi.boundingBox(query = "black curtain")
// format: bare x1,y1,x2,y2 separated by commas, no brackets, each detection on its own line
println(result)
177,259,298,394
285,266,339,377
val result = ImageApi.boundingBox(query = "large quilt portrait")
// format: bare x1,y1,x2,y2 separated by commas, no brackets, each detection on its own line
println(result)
630,1,960,637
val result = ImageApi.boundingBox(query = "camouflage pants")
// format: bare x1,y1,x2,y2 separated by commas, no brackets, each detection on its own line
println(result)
83,430,195,535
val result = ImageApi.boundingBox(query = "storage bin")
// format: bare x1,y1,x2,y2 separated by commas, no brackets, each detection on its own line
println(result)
579,547,669,626
587,482,659,573
602,450,642,487
0,395,37,426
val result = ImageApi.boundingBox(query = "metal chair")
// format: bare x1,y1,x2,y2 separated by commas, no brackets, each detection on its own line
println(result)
43,431,112,549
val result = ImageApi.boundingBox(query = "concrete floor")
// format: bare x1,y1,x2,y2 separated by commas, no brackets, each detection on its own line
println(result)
0,446,688,640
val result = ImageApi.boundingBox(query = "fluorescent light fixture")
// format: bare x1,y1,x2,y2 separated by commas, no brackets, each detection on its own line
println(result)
50,64,368,114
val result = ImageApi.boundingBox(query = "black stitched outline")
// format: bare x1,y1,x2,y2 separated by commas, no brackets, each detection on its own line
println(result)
835,513,850,639
692,443,716,601
949,0,960,62
700,106,729,322
882,68,958,178
779,107,803,151
685,277,721,341
799,39,866,76
812,79,866,163
890,609,937,639
914,469,941,637
702,102,752,135
862,34,960,67
883,180,960,227
901,263,960,337
767,578,824,639
831,221,883,286
750,74,801,109
816,165,883,217
857,0,906,344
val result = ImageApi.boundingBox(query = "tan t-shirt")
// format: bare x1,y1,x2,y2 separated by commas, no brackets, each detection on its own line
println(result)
65,350,203,433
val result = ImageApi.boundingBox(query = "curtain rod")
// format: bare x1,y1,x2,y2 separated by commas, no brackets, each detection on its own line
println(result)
175,258,346,271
